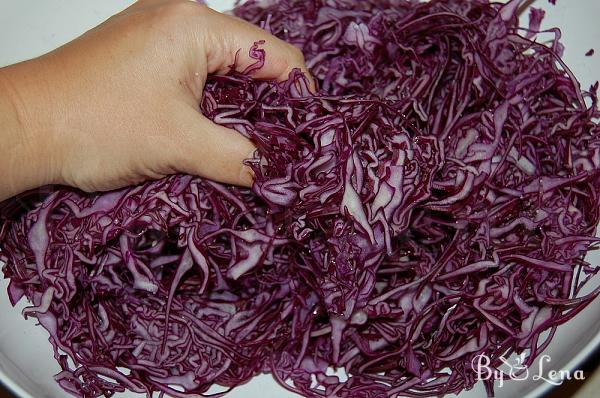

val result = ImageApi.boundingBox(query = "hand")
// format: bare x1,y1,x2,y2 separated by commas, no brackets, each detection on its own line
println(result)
0,0,311,201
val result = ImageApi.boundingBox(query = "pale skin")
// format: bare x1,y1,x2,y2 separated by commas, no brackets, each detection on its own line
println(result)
0,0,312,202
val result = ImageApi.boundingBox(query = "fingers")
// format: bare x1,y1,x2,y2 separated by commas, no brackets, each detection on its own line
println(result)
130,1,314,89
200,8,314,87
175,105,256,187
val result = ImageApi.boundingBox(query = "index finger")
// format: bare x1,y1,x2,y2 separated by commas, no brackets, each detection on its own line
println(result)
199,7,316,90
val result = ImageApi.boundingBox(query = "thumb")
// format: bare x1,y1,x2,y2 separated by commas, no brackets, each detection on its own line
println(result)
175,106,256,187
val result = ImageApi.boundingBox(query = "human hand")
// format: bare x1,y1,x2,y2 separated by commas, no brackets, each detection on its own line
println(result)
0,0,311,200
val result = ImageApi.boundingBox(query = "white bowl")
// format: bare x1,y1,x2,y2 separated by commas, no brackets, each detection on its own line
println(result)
0,1,599,397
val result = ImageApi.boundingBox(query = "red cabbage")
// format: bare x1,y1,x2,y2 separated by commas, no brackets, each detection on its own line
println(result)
1,0,600,397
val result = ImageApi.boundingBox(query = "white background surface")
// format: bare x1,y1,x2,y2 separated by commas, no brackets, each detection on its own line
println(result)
0,1,599,398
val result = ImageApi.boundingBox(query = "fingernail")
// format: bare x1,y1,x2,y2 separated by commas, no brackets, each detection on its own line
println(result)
239,148,257,187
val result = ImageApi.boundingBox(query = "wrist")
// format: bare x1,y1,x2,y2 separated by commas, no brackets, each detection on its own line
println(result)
0,59,64,200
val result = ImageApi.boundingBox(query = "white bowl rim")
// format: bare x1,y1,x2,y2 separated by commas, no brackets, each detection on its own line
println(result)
1,329,599,398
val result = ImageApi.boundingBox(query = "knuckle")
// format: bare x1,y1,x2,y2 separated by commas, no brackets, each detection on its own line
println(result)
288,45,306,64
155,1,208,23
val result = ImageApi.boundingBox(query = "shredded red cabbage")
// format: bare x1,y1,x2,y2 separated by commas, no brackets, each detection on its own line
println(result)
2,0,600,397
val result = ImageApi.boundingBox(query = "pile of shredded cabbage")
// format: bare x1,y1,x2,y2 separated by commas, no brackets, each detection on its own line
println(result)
1,0,600,397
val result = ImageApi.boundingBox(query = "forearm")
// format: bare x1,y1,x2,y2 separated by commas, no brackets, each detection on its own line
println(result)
0,60,61,201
